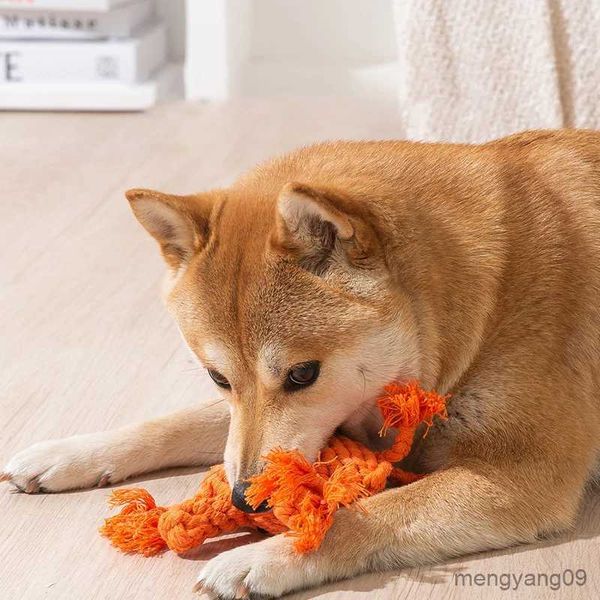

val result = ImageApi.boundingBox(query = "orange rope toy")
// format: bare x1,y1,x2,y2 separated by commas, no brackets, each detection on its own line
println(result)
100,381,447,556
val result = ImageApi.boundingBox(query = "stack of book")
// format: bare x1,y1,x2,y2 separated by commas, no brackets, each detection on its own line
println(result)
0,0,176,110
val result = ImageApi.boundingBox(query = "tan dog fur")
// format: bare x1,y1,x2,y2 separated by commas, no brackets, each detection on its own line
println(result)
4,130,600,597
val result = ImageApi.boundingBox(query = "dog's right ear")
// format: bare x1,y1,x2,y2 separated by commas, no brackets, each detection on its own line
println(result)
273,182,381,273
126,188,212,271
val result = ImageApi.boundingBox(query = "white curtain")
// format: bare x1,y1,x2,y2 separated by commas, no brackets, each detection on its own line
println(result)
393,0,600,142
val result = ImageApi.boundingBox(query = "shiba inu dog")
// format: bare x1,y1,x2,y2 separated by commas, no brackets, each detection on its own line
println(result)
3,130,600,598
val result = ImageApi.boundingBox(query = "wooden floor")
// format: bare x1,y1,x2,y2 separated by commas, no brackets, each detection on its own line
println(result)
1,98,599,600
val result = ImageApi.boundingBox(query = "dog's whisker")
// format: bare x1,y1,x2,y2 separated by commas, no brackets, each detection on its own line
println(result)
194,399,226,412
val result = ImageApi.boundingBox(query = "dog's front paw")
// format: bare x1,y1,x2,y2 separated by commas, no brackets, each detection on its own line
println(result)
194,535,321,599
1,433,120,493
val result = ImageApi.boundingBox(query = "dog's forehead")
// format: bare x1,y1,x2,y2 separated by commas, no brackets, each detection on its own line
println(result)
203,257,341,341
177,248,365,369
185,275,336,382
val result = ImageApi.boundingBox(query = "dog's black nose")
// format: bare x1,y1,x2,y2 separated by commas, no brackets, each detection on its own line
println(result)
231,480,270,513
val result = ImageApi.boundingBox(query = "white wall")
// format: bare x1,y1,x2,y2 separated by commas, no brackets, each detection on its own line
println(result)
184,0,398,103
250,0,395,64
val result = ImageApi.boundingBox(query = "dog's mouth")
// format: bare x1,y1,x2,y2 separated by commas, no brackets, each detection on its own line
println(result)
335,403,391,451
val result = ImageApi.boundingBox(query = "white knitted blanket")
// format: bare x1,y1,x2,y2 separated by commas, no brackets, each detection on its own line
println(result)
393,0,600,142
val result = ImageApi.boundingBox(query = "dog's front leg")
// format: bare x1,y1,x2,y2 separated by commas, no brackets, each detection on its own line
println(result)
195,460,579,598
2,399,229,493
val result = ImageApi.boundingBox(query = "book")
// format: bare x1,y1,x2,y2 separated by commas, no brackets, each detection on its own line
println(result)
0,0,153,39
0,21,165,83
0,62,180,110
0,0,130,10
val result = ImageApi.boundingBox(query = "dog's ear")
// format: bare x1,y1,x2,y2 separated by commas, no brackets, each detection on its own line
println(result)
273,182,380,272
126,188,212,270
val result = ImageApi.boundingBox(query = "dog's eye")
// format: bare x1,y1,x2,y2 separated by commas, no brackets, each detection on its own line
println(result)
208,369,231,389
285,361,320,391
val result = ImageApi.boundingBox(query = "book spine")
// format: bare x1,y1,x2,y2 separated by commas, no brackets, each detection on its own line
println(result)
0,13,106,38
0,1,126,12
0,2,153,39
0,24,164,83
